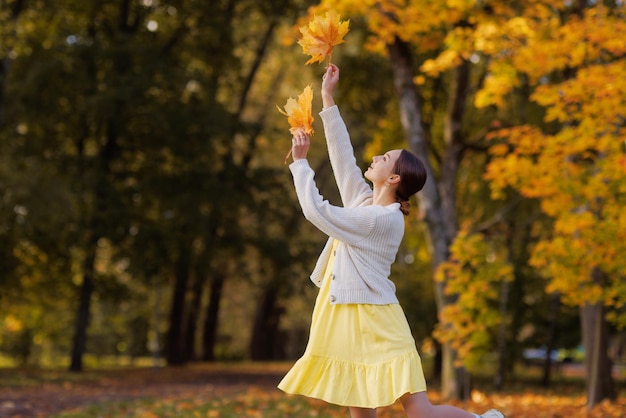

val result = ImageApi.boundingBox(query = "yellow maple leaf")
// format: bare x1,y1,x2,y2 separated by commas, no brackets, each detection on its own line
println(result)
276,85,315,163
298,9,350,66
276,85,314,135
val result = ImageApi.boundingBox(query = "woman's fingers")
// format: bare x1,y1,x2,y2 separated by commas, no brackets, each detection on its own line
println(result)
291,131,310,161
293,130,308,142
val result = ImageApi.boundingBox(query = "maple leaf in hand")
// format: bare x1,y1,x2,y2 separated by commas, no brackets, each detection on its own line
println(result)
276,85,314,163
298,9,350,66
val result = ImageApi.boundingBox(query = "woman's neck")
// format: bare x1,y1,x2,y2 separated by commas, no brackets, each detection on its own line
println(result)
372,186,397,207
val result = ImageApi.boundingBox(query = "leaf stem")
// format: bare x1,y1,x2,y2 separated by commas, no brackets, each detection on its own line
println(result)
284,148,292,165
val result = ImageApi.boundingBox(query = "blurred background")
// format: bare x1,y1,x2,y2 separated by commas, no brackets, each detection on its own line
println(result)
0,0,624,409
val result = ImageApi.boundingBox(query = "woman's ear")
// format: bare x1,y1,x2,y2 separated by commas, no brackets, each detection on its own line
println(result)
388,174,400,185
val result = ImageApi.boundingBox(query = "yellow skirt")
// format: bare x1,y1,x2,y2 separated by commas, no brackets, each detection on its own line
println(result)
278,240,427,408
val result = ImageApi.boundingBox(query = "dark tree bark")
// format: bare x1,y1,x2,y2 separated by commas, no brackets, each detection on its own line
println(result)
0,0,26,124
69,133,117,372
183,272,205,361
249,284,285,360
201,271,225,361
165,242,192,365
494,277,511,390
541,295,560,388
69,236,97,372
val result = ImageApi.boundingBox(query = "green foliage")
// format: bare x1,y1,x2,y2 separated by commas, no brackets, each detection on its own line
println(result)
0,0,319,365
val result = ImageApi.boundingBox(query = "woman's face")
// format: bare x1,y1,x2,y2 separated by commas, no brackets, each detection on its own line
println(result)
365,149,401,185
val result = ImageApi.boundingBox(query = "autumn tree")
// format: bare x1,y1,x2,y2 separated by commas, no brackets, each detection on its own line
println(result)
421,1,626,407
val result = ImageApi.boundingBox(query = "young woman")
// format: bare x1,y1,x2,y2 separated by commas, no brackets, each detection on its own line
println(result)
278,64,505,418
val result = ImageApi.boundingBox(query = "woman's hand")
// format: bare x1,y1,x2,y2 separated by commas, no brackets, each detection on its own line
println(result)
321,64,339,108
291,129,310,161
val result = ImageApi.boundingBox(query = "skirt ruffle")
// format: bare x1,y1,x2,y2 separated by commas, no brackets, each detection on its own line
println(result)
278,349,426,408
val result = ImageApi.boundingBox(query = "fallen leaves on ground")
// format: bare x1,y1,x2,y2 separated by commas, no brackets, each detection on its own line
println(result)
0,363,624,418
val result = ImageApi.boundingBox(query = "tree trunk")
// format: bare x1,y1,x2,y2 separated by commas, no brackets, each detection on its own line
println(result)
495,277,511,390
387,36,470,400
442,57,471,400
249,284,285,360
581,269,616,408
201,271,225,361
184,245,213,362
0,58,8,125
69,95,117,372
0,0,25,124
183,271,205,361
165,243,192,365
69,236,97,372
541,294,560,388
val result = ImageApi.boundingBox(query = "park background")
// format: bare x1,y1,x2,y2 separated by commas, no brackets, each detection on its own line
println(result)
0,0,625,416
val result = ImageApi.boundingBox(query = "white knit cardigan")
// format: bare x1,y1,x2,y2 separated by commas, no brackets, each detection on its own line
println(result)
289,105,405,305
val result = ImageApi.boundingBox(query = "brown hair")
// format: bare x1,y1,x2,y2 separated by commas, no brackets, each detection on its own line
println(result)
392,149,427,216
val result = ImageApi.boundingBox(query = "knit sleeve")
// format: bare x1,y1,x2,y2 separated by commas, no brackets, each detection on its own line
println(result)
319,106,372,208
289,159,376,244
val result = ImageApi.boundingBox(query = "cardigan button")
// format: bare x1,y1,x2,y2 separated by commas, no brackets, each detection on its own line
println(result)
331,274,335,280
330,295,336,302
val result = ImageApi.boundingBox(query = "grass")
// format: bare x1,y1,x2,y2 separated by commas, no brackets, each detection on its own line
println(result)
50,393,351,418
0,367,103,388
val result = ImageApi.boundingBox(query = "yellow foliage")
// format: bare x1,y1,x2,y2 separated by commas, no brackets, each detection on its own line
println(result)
474,60,519,108
421,50,461,77
473,21,500,54
554,211,595,236
488,143,508,157
413,75,426,86
434,229,513,371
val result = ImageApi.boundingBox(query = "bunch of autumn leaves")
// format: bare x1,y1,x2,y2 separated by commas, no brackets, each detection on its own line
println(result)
278,9,350,163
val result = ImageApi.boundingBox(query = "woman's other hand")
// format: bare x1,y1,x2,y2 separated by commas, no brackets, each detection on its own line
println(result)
291,130,311,161
321,64,339,108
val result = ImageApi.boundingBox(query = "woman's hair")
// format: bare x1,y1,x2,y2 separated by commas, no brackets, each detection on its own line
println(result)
392,149,427,216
